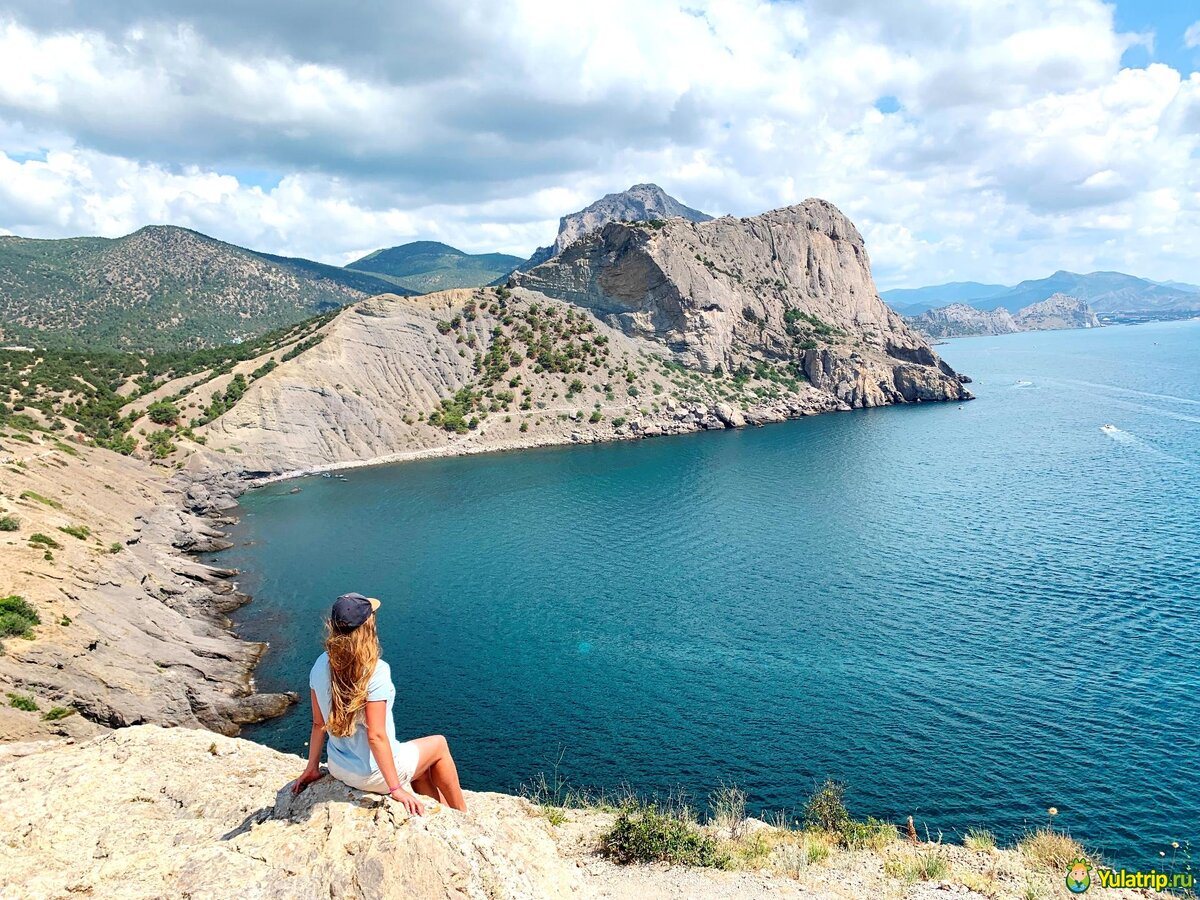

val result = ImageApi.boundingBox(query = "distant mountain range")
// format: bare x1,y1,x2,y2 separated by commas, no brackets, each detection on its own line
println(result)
907,294,1101,338
0,226,410,351
523,183,713,268
345,241,522,294
884,271,1200,316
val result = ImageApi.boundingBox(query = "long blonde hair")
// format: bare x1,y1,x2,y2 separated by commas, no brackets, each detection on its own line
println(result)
324,614,380,737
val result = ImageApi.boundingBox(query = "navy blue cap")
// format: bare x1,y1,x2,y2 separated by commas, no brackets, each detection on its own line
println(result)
331,592,380,629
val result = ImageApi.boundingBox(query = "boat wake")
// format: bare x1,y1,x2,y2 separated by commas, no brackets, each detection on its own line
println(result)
1100,424,1187,464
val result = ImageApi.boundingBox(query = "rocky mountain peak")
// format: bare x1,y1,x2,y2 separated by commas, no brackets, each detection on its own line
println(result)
515,197,969,408
525,183,713,267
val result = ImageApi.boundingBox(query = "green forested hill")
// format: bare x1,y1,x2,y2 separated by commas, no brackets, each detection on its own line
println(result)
0,226,408,352
346,241,522,293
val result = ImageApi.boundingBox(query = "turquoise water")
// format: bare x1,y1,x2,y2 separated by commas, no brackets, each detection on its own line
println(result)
221,319,1199,869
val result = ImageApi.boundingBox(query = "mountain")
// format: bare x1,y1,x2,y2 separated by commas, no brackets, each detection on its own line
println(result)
515,200,968,406
885,271,1200,316
523,183,712,268
1159,280,1200,293
881,281,1008,314
345,240,522,293
200,199,968,475
986,271,1197,314
0,226,408,352
908,294,1100,338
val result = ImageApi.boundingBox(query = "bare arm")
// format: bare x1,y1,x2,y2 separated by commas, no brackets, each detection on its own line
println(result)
292,689,327,794
365,700,424,815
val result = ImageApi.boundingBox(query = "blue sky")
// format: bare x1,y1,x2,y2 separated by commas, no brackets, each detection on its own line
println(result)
1116,0,1199,70
0,0,1197,289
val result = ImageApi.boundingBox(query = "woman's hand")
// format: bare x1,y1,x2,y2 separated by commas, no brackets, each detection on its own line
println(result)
291,766,323,795
389,787,426,816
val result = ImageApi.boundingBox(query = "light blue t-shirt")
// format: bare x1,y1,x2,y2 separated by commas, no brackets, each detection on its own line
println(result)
309,652,397,778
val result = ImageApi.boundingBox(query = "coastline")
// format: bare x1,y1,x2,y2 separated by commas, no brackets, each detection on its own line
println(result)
238,392,970,486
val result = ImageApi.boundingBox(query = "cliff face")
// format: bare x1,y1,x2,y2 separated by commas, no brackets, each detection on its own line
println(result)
515,200,970,408
0,441,293,742
908,293,1100,338
907,303,1021,338
525,183,713,267
1013,293,1100,330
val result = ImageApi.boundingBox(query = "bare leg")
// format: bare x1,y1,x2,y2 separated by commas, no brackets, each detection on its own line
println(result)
411,771,443,804
410,734,466,811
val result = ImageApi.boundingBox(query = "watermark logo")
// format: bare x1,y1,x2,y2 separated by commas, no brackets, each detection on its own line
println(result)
1065,858,1196,894
1065,858,1091,894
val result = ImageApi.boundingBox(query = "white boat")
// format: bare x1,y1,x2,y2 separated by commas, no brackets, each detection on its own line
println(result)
1101,423,1118,432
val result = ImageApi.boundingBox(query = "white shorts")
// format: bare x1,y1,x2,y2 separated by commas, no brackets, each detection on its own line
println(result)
327,739,421,793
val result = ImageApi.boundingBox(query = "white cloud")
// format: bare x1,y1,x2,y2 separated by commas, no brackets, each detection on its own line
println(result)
1185,20,1200,48
0,1,1197,287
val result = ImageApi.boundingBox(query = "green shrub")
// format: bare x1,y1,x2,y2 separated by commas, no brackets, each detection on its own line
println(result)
58,524,91,540
42,706,75,721
0,515,19,531
0,595,40,638
145,430,177,458
19,490,62,509
145,400,179,425
804,780,851,833
7,692,38,712
611,416,627,428
841,817,900,850
589,410,603,423
600,803,730,868
29,533,62,549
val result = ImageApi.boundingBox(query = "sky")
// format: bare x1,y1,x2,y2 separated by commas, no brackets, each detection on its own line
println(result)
0,0,1198,289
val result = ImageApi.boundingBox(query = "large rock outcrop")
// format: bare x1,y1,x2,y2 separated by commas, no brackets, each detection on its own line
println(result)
514,200,970,409
0,726,588,900
525,183,712,268
0,441,293,742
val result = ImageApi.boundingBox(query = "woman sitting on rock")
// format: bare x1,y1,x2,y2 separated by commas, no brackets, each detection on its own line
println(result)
292,593,467,815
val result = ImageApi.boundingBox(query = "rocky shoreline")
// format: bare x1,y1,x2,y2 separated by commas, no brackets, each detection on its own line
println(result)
0,440,295,744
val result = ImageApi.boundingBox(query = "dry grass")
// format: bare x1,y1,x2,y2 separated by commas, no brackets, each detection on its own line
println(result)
1018,827,1085,870
769,830,835,877
963,827,997,852
884,848,950,884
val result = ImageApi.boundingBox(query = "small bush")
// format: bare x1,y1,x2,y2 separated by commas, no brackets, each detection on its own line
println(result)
7,692,38,712
804,780,850,833
1019,828,1084,870
775,834,831,875
145,400,179,425
600,803,730,868
42,706,75,721
19,490,62,509
708,784,747,838
963,827,997,852
0,595,40,638
58,524,91,540
611,416,627,429
885,849,949,884
589,410,603,423
841,817,900,850
29,533,61,549
0,515,19,531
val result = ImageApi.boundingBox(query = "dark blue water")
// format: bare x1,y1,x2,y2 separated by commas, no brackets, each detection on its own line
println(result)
220,319,1200,869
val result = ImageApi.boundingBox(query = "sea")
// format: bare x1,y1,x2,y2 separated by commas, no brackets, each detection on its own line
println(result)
217,317,1200,870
